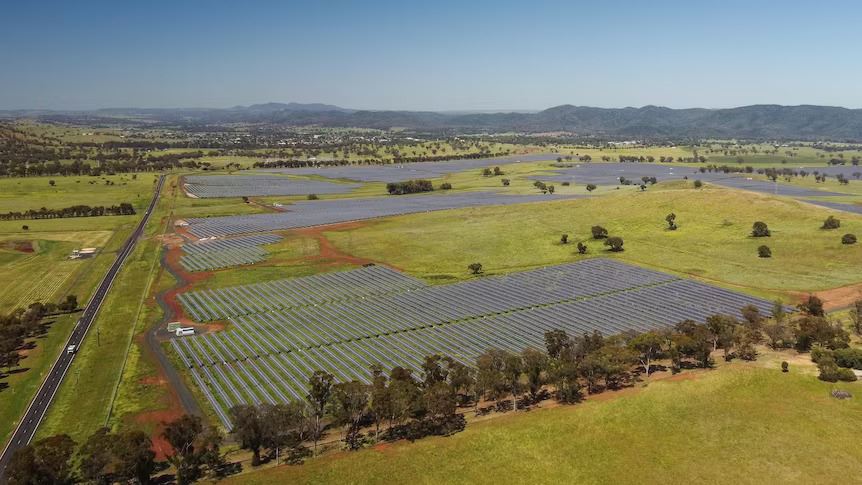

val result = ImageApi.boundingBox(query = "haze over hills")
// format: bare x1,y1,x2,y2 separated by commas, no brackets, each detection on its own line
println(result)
3,103,862,141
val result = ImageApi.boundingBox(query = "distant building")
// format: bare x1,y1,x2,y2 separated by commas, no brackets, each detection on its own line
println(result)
70,247,97,259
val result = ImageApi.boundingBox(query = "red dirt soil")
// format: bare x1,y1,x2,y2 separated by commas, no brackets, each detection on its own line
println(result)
794,283,862,311
291,221,379,267
2,240,34,253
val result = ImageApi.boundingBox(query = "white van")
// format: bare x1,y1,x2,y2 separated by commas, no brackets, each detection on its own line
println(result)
175,327,195,337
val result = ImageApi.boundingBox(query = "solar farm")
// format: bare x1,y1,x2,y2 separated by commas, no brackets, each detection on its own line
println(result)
170,259,777,427
261,153,561,183
180,234,283,272
183,174,359,198
184,191,578,238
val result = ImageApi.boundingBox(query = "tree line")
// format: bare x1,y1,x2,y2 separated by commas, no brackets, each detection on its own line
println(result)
0,203,136,221
0,297,78,378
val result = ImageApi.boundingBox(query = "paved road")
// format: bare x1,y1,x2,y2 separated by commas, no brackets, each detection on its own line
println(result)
0,175,165,480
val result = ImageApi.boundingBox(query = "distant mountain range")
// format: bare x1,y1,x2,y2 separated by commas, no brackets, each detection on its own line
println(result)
3,103,862,140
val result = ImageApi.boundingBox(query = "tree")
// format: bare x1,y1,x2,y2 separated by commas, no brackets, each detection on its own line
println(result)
468,262,483,275
591,225,608,239
21,225,28,231
604,236,624,252
560,234,569,244
521,348,548,402
78,427,115,483
586,183,597,192
751,221,771,237
329,381,370,450
740,304,762,329
388,367,422,426
757,245,771,258
58,294,77,312
475,350,506,406
706,314,737,352
798,295,825,317
794,316,849,351
229,404,267,466
49,180,55,187
447,360,475,407
576,241,587,254
114,430,157,484
502,351,523,410
821,215,841,230
369,365,391,440
439,182,452,190
307,193,319,200
7,434,76,485
693,179,703,188
628,331,664,377
850,300,862,335
423,381,457,419
307,370,334,453
665,213,677,230
162,414,204,484
842,233,857,245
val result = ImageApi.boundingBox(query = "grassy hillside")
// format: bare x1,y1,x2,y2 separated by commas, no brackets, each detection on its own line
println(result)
325,182,862,298
228,365,862,485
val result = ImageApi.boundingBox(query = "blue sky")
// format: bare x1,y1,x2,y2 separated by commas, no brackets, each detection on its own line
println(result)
1,0,861,110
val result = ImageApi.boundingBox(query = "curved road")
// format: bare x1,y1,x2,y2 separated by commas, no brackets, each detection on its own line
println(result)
0,175,165,480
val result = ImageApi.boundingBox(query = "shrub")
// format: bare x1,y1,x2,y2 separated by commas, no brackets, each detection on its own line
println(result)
604,236,624,252
781,361,789,373
482,168,493,176
22,225,28,231
560,234,569,244
833,347,862,370
751,221,771,237
576,242,587,254
439,182,452,190
585,183,597,192
757,245,771,258
693,179,703,188
842,233,857,245
307,193,319,200
591,226,608,239
386,179,434,195
468,262,483,275
561,181,570,186
822,216,841,229
810,345,832,364
501,178,510,186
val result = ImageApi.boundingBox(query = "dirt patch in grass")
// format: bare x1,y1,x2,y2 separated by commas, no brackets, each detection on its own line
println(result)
161,244,212,324
292,222,378,267
1,240,34,253
801,282,862,310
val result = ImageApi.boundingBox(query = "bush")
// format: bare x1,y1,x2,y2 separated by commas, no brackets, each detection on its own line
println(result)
561,181,570,186
307,193,319,200
757,245,771,258
819,355,858,382
560,234,569,244
842,233,857,245
591,225,608,239
585,184,597,192
752,221,771,237
501,178,510,186
810,345,832,364
693,179,703,188
604,236,624,252
821,216,841,230
833,347,862,370
439,182,452,190
468,262,483,275
387,180,434,195
781,361,789,373
576,242,587,254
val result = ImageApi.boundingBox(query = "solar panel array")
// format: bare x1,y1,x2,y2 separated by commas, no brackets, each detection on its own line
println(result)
184,192,578,238
177,265,426,321
260,153,562,183
180,234,283,272
183,174,359,198
532,163,849,198
170,259,778,428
